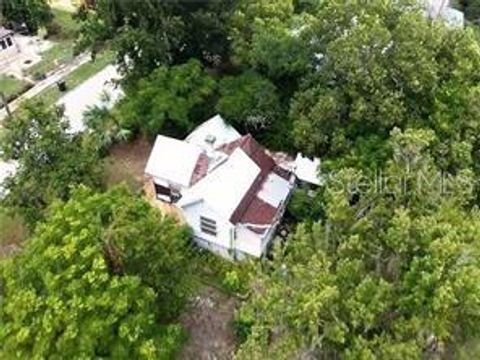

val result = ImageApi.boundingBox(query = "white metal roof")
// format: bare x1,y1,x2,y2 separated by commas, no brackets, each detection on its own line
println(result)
145,135,203,188
294,153,321,186
0,27,13,38
441,7,464,27
0,160,17,197
257,172,291,208
186,114,241,151
179,148,260,219
57,65,124,134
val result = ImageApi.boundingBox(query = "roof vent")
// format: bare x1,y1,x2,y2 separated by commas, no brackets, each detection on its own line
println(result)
205,134,216,145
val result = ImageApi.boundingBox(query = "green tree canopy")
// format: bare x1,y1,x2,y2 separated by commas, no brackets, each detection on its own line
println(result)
1,0,52,33
236,128,480,359
76,0,236,81
290,0,480,173
455,0,480,24
229,0,314,82
0,101,102,225
216,71,281,133
117,59,216,138
0,186,191,358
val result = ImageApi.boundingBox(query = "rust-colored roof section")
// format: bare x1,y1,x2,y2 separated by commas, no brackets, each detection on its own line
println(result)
273,165,291,180
240,196,277,226
218,135,279,224
217,134,276,171
189,153,210,186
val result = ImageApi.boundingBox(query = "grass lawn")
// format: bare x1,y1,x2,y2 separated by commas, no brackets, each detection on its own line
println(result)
50,8,80,39
0,74,30,100
36,49,115,107
24,9,80,79
25,43,75,78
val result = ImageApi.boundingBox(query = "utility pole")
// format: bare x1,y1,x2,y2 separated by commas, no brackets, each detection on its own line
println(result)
0,91,12,119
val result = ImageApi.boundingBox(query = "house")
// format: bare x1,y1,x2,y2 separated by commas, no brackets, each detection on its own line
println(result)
0,27,16,53
0,27,19,64
145,115,305,260
425,0,464,27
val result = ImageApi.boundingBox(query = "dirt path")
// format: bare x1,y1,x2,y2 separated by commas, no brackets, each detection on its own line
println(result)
179,286,237,360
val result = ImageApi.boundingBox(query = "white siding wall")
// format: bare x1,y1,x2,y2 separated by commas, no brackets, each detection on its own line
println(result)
182,201,234,252
194,236,232,259
235,226,263,257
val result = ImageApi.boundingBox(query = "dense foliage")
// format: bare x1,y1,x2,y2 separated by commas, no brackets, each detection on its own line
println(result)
0,0,52,33
230,0,313,81
236,128,480,359
0,186,190,358
0,101,102,225
291,1,480,169
76,0,236,80
216,71,281,132
117,59,216,138
455,0,480,24
3,0,480,358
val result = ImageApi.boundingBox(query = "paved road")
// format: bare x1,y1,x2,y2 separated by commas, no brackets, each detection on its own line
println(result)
0,52,91,121
57,64,123,133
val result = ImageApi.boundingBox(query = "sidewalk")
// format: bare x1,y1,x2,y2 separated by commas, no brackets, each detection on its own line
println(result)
0,52,91,121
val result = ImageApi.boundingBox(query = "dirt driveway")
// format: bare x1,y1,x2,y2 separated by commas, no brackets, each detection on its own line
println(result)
179,286,237,360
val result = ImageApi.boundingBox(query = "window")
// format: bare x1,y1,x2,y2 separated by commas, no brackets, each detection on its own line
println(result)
0,40,6,50
154,183,171,196
6,37,12,47
200,216,217,236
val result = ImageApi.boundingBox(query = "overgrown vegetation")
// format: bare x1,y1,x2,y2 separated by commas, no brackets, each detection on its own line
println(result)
0,74,30,102
0,186,190,358
0,0,52,33
23,8,80,79
0,101,102,225
2,0,480,358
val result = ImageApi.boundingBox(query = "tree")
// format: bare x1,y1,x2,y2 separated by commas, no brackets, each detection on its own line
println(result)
236,128,480,359
83,94,132,153
0,101,102,225
229,0,295,66
1,0,52,33
216,71,281,132
229,0,314,87
76,0,237,81
287,187,324,222
290,0,480,174
118,59,216,138
455,0,480,24
0,186,191,358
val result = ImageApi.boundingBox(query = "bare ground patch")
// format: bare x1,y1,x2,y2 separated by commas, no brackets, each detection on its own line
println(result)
103,137,152,191
179,286,237,360
0,210,27,259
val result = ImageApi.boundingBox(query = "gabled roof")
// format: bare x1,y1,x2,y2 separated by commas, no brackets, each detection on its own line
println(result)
145,135,204,188
146,121,295,234
179,148,261,218
186,114,241,151
216,135,282,224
